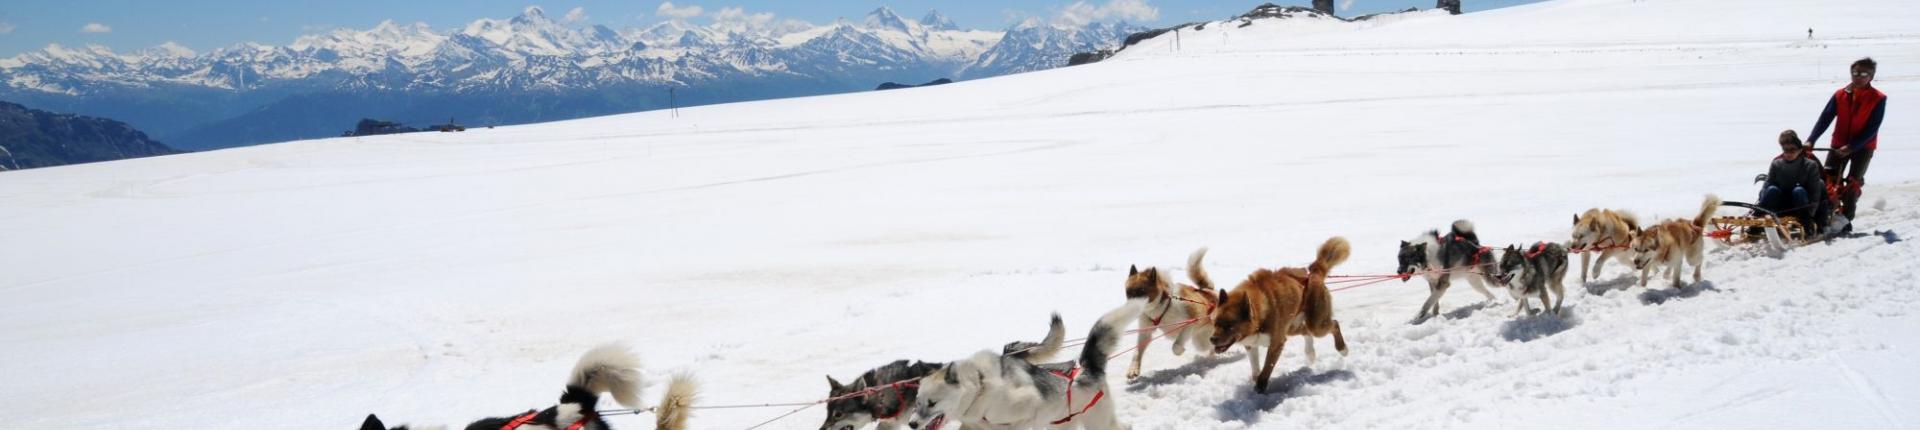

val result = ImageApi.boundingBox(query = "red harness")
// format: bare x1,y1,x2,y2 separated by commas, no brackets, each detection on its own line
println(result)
1046,367,1106,425
1525,242,1549,259
501,411,595,430
871,381,914,420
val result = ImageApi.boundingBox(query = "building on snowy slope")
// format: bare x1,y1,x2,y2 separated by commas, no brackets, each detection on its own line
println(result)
343,119,419,137
0,100,180,171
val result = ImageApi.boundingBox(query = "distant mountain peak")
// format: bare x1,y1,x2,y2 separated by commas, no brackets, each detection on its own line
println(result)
865,7,913,32
920,10,958,31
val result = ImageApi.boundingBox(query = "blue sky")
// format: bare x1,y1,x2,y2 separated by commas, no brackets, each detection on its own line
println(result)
0,0,1545,57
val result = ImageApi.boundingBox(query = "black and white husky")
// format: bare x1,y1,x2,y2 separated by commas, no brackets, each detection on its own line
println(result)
1495,242,1570,317
362,344,697,430
819,314,1065,430
1398,220,1504,320
906,300,1144,430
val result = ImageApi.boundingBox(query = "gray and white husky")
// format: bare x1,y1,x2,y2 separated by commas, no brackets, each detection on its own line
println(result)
1495,242,1570,317
820,314,1065,430
361,344,697,430
907,300,1145,430
1398,220,1504,320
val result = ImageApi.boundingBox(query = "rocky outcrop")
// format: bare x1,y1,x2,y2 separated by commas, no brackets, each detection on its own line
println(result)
1438,0,1463,15
875,78,954,91
0,100,179,170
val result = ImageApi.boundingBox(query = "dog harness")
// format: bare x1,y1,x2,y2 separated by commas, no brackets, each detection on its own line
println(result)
501,410,596,430
1526,242,1550,258
1047,367,1106,425
872,381,914,420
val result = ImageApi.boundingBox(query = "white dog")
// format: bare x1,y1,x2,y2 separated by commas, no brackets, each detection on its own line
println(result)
907,299,1143,430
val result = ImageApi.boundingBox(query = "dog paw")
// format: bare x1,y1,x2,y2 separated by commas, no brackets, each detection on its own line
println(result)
1171,344,1186,355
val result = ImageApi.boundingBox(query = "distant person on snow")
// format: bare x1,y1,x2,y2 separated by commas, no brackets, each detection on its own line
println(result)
1806,57,1886,233
1759,130,1825,226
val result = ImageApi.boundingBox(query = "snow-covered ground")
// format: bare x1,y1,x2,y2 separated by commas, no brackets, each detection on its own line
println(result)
2,0,1917,428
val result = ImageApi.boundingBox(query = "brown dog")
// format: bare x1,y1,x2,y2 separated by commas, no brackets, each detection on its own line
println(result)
1123,248,1218,380
1207,237,1350,394
1631,195,1721,288
1572,208,1640,284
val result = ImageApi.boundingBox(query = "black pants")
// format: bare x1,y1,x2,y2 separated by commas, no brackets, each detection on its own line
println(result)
1825,148,1874,220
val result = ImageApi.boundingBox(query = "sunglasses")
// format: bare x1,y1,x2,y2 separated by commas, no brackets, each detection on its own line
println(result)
1853,71,1874,78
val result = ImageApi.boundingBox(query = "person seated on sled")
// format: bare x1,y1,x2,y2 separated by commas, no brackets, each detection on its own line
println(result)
1758,129,1826,227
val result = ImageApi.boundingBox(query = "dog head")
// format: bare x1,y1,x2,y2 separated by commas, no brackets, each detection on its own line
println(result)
1572,211,1598,247
1495,245,1524,286
907,359,984,430
1396,239,1429,281
1124,265,1167,302
1629,228,1660,270
1207,287,1262,354
822,376,882,430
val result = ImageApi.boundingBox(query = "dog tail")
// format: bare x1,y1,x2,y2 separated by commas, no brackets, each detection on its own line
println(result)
1450,219,1480,244
1305,237,1350,325
1003,312,1066,363
1309,236,1352,277
571,343,645,408
1693,194,1722,230
1186,247,1213,292
1078,298,1147,383
654,373,699,430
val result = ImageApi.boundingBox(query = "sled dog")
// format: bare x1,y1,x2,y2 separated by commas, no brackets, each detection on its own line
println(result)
906,300,1144,430
820,314,1064,430
1571,208,1641,283
1495,242,1570,317
1122,248,1218,380
1208,237,1351,394
1631,195,1721,288
1397,220,1503,320
361,344,698,430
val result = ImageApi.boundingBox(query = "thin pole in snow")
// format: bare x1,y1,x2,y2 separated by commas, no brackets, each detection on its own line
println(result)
0,144,16,171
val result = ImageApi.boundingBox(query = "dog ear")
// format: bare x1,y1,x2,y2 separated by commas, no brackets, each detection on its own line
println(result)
827,375,844,391
1400,240,1409,248
942,364,958,385
1129,265,1137,276
1216,288,1228,307
361,414,387,430
1146,268,1159,283
1573,213,1579,226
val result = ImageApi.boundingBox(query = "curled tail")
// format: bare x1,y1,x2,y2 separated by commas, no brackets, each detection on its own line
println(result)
1694,194,1722,230
1309,237,1352,279
654,373,699,430
1078,299,1146,383
1003,313,1066,363
1305,237,1351,326
571,343,644,408
1187,247,1213,291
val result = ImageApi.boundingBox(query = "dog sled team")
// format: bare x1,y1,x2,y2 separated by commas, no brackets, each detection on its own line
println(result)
359,58,1884,430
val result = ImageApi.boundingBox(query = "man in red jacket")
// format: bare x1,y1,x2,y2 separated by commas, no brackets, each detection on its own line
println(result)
1806,57,1887,233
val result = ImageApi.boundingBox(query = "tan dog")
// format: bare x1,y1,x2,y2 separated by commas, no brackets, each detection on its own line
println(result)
1123,248,1218,380
1572,208,1641,283
1631,195,1722,288
1206,237,1351,394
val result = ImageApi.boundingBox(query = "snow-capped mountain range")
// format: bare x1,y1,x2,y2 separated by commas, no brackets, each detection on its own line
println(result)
0,7,1140,150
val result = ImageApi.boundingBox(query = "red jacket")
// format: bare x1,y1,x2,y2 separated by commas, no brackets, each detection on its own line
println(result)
1811,86,1887,151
